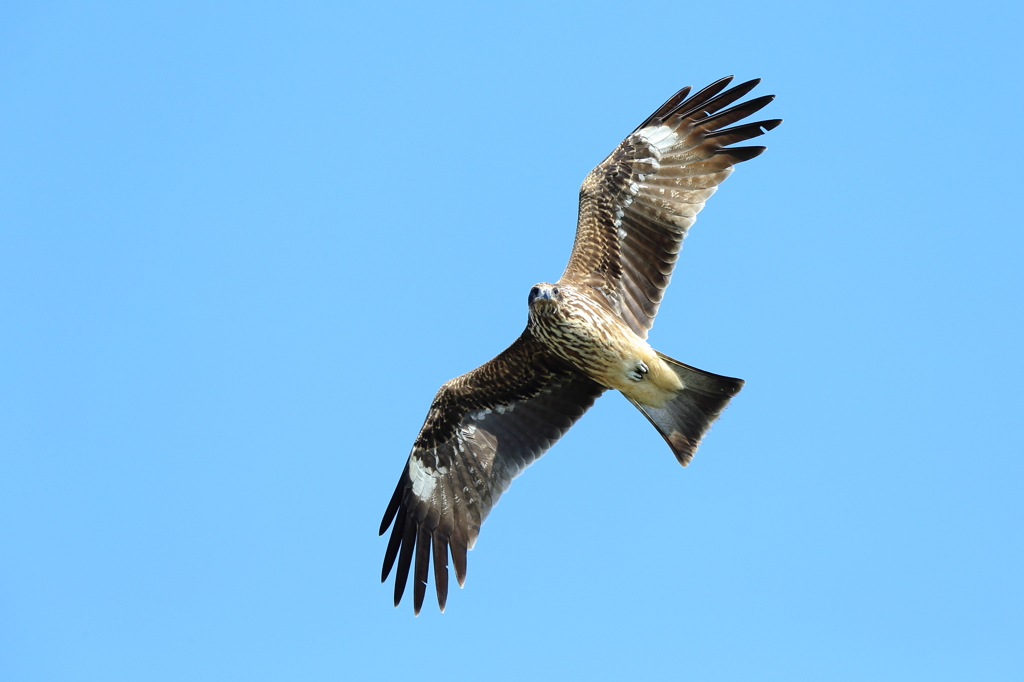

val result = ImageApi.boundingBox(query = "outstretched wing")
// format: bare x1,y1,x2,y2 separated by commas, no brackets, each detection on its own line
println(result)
560,76,781,338
379,333,605,614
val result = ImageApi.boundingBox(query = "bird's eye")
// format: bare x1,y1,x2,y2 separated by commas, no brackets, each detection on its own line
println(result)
552,287,559,296
529,286,539,300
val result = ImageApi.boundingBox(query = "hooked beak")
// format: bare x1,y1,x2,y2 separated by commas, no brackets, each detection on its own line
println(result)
529,286,553,306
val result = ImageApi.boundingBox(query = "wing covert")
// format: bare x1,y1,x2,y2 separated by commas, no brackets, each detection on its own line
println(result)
560,76,781,338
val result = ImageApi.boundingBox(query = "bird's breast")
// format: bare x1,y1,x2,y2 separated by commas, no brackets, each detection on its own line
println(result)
529,293,679,404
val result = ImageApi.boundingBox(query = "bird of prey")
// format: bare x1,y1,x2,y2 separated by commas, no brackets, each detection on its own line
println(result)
380,76,780,614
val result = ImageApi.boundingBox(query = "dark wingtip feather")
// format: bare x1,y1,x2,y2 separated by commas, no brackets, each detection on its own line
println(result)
413,525,431,615
731,77,761,96
716,145,767,163
378,479,404,536
381,510,405,582
632,84,693,133
706,119,784,147
432,533,449,612
393,518,416,607
701,75,736,94
450,535,468,588
695,94,777,134
674,77,762,122
677,76,735,114
709,77,761,108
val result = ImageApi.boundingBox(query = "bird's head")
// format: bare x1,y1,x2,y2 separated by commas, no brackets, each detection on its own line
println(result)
528,283,563,315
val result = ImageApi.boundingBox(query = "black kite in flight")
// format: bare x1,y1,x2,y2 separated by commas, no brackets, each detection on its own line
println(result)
380,76,780,613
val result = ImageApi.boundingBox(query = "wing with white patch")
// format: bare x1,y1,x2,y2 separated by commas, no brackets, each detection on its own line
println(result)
560,76,781,338
379,334,605,614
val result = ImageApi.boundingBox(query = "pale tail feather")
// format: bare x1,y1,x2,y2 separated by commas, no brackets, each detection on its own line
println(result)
624,351,743,466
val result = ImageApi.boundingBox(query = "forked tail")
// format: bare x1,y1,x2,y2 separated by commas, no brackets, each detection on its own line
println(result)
624,352,744,466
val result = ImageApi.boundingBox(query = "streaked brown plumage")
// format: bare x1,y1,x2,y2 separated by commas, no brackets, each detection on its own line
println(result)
380,76,781,614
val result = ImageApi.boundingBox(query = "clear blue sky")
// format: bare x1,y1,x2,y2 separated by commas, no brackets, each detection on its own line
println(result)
2,1,1022,680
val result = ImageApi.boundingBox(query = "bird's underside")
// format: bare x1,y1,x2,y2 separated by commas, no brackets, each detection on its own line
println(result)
379,76,780,614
